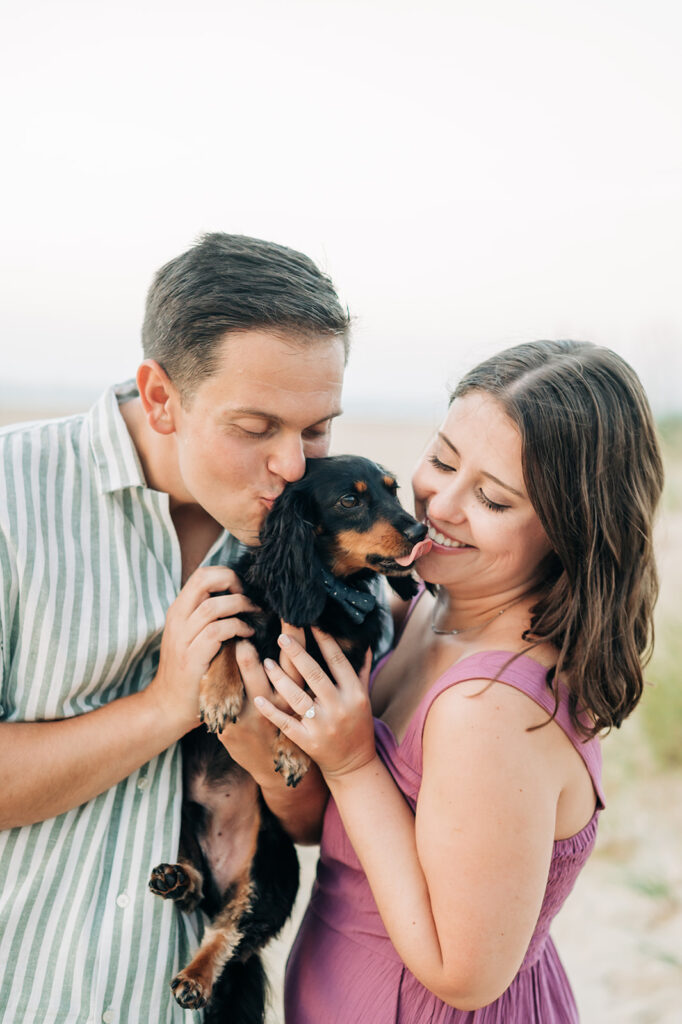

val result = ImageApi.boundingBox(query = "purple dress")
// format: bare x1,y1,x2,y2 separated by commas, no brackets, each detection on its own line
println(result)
284,642,605,1023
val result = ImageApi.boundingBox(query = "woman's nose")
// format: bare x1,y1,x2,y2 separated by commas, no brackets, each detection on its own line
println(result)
427,482,467,524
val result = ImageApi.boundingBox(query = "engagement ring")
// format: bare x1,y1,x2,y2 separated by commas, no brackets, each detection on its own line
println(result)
304,706,316,719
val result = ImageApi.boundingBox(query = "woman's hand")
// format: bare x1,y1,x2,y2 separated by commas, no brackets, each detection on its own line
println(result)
218,623,307,775
222,628,332,844
254,628,377,780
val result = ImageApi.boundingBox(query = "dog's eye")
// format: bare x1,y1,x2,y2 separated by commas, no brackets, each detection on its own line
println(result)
338,494,360,509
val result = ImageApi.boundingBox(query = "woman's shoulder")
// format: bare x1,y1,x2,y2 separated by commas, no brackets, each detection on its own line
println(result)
426,662,558,734
420,645,570,734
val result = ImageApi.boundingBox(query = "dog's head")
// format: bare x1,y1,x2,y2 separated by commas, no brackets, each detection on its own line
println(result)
247,455,430,624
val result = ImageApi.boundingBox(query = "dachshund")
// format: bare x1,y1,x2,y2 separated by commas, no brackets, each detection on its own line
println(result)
149,455,430,1022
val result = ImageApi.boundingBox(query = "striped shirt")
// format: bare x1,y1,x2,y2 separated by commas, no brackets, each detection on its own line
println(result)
0,381,244,1023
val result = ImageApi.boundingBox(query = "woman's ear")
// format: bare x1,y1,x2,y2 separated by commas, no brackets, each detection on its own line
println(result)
248,484,327,626
136,360,178,435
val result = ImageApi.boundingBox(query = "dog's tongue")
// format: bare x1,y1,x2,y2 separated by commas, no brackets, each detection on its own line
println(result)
394,538,433,567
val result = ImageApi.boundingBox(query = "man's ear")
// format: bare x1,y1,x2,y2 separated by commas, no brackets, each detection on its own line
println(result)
136,360,179,436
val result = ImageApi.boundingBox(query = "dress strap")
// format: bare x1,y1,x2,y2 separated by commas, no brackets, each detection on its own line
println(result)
405,649,605,809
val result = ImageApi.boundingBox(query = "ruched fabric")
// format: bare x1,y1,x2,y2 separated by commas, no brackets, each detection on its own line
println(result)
285,641,604,1024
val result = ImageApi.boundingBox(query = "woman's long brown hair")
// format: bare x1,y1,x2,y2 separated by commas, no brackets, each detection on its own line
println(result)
453,340,664,737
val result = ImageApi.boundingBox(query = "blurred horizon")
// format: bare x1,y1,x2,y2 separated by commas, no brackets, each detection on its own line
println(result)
2,0,681,417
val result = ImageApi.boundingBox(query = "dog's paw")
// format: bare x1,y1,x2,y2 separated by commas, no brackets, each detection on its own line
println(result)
148,863,190,900
149,862,202,911
273,740,311,788
200,644,245,733
171,972,210,1010
199,689,245,733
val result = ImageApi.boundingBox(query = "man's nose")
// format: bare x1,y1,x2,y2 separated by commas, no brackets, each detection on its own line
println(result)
268,438,307,483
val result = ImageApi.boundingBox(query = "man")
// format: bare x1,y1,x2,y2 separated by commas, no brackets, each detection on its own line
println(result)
0,233,349,1022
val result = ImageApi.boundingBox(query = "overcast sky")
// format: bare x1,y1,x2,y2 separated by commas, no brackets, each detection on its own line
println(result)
2,0,681,416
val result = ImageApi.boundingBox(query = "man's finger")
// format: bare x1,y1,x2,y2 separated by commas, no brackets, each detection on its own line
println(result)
235,641,289,711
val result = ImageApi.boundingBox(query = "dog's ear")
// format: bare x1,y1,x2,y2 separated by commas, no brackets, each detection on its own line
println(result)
385,573,420,601
247,485,328,626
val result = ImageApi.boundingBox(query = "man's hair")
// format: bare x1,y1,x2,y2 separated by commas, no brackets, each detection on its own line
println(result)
142,233,351,397
452,339,664,737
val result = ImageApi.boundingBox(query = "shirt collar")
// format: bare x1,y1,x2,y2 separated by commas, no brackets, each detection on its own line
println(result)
88,380,148,494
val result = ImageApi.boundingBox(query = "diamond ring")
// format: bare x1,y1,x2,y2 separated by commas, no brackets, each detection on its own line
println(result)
304,706,316,719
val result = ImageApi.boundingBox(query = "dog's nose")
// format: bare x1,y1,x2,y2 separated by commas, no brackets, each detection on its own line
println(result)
404,520,428,542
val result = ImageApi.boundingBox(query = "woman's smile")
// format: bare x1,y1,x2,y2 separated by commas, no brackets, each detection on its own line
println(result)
423,515,473,551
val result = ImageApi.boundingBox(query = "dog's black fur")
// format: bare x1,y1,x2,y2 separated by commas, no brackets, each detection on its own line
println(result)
149,455,427,1022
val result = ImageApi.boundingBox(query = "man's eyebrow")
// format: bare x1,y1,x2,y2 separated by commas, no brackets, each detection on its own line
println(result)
438,432,525,498
228,407,343,426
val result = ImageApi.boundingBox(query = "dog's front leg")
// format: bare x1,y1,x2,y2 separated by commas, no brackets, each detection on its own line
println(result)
273,734,311,788
200,640,245,732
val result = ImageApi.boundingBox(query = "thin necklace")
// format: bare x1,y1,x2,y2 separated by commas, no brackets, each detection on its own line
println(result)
430,592,526,636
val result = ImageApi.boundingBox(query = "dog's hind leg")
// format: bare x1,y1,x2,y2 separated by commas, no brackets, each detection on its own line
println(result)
148,859,204,913
203,954,267,1024
149,796,215,914
169,873,255,1010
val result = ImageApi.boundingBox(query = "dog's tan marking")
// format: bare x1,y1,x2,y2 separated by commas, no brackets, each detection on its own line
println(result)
200,640,245,732
336,635,356,655
383,475,396,490
354,480,368,492
330,522,413,575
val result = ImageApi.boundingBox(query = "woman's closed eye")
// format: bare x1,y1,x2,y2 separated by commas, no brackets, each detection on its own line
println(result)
478,489,510,513
428,453,455,472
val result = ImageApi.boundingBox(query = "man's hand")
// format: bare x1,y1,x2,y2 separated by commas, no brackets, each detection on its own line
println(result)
145,566,258,733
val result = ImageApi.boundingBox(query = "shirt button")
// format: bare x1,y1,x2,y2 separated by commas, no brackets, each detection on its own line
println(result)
103,1011,114,1023
116,893,129,908
137,776,148,791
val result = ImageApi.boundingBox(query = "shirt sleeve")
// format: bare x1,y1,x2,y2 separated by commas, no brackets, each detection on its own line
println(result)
0,524,17,717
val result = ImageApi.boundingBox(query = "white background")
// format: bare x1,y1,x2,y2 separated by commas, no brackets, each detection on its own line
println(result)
2,0,681,416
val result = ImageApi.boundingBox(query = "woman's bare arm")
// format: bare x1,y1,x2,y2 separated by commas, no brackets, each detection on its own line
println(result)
256,633,561,1009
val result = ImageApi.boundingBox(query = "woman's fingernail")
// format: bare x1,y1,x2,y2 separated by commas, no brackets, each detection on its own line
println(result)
254,696,265,708
263,658,277,671
278,634,291,647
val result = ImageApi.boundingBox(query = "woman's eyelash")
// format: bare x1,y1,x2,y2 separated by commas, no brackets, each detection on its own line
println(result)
428,453,510,512
478,490,509,513
428,453,454,471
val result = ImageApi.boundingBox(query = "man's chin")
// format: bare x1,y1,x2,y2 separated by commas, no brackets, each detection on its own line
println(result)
222,521,263,547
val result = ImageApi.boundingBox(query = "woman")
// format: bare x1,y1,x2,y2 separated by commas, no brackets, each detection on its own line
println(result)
230,340,664,1022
